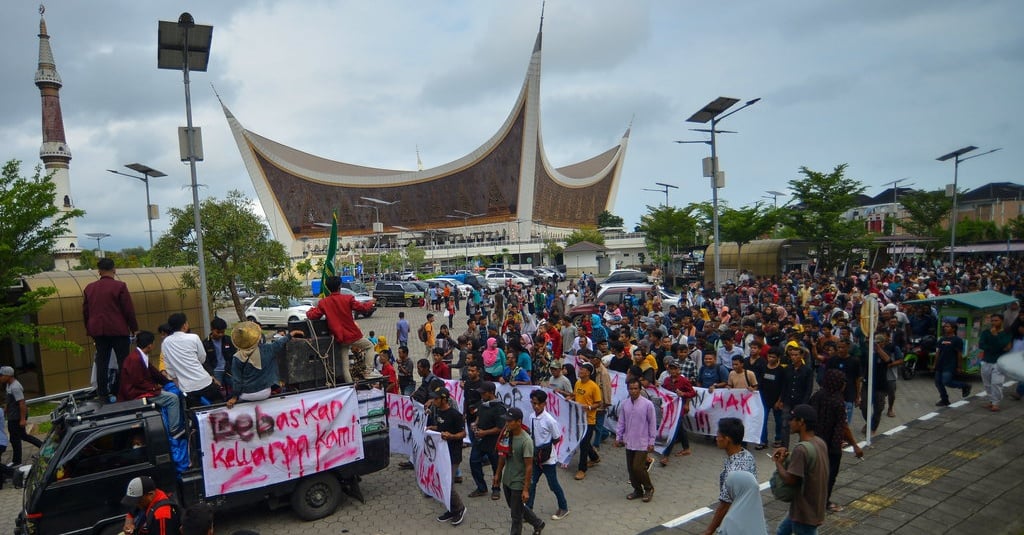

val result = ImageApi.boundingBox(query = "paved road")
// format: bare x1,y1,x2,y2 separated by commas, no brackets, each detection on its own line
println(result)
0,302,1005,535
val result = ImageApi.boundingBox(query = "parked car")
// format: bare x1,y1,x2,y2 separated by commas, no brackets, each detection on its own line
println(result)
399,271,418,281
485,271,532,290
567,283,655,327
244,296,314,327
535,267,563,282
372,281,419,307
600,269,649,287
427,278,472,298
339,288,376,318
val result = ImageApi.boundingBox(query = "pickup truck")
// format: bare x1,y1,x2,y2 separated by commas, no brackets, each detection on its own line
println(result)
16,377,389,535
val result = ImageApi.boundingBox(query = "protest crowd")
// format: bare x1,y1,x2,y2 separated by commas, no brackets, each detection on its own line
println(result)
4,254,1023,535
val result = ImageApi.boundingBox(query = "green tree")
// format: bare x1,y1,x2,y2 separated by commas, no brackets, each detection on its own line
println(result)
784,164,871,274
636,206,697,261
719,203,776,273
0,160,84,351
151,190,292,321
405,242,426,272
597,209,624,229
542,239,564,265
957,219,999,243
564,227,605,247
76,247,148,270
898,189,953,255
1007,215,1024,239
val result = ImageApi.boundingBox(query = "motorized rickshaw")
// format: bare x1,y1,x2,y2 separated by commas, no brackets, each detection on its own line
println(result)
903,290,1018,377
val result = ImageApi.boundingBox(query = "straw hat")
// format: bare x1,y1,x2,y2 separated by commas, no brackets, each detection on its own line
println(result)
232,321,263,350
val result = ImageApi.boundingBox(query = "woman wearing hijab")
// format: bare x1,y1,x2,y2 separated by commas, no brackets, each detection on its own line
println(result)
481,337,506,381
718,470,767,535
809,369,864,512
226,322,297,409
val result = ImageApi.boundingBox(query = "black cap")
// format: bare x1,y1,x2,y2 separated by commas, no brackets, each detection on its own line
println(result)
791,404,817,423
506,407,524,421
428,387,450,400
580,362,595,374
476,381,496,394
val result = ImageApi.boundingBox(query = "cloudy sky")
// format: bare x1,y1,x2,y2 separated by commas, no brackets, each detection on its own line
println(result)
1,1,1021,252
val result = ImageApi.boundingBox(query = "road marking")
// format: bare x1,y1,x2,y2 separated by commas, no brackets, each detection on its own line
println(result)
949,400,969,408
883,425,907,436
951,449,982,460
918,412,939,420
842,440,869,453
758,480,771,491
661,507,713,528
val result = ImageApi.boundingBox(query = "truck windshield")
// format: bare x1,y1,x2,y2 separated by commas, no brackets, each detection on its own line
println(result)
25,421,65,499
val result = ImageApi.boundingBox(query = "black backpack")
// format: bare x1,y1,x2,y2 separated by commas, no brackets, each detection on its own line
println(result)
139,496,181,535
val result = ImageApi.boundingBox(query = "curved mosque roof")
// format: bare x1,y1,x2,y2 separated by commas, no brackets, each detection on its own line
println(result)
223,22,629,251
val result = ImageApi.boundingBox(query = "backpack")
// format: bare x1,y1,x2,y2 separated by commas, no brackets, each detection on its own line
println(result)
769,440,818,502
418,323,428,342
138,496,181,535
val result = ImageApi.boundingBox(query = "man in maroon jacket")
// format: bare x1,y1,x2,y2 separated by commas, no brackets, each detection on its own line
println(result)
306,276,377,382
83,258,138,401
118,331,185,437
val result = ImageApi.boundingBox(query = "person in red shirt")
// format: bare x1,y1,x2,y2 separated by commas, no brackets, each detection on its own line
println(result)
432,347,451,379
306,276,377,382
379,350,399,394
82,257,139,401
660,359,696,464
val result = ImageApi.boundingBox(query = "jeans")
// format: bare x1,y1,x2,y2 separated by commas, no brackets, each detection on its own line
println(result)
860,388,885,432
759,397,784,445
93,335,131,398
844,401,855,425
470,442,499,493
577,424,599,472
593,411,610,446
527,462,568,511
780,404,795,449
448,464,465,514
934,370,967,402
777,516,818,535
504,485,542,535
663,417,690,454
7,420,43,465
150,391,184,433
980,361,1004,406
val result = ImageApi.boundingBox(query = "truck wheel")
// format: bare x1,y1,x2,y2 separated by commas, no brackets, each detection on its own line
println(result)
377,297,388,308
405,298,414,307
291,473,342,521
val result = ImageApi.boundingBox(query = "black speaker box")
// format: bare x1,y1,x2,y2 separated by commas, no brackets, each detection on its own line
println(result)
288,318,331,338
279,336,340,388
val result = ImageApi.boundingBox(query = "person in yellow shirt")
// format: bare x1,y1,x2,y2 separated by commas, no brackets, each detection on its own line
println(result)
570,361,602,480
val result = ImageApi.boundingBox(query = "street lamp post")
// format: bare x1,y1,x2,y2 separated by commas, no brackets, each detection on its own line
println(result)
108,164,166,249
158,12,213,333
686,96,760,290
763,190,786,209
447,209,485,269
354,203,383,274
937,146,1001,266
643,182,679,207
85,232,110,258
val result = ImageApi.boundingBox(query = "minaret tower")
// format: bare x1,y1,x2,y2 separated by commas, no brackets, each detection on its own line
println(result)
35,5,80,270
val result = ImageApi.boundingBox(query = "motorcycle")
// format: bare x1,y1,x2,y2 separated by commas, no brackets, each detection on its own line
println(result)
902,335,936,380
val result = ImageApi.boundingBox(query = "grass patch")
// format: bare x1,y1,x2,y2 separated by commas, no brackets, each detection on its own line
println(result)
35,421,52,436
28,401,58,418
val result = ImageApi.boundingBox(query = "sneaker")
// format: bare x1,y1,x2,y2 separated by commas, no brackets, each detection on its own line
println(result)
551,509,570,521
962,384,973,398
532,520,545,535
437,511,455,523
450,507,466,526
398,461,414,469
491,489,501,500
574,470,586,480
468,489,488,498
935,400,950,407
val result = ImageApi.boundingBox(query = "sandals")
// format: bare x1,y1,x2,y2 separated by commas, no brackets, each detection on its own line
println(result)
828,503,844,513
675,449,691,457
659,458,669,467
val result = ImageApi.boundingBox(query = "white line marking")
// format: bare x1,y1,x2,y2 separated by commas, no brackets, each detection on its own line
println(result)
758,481,771,491
883,425,907,436
949,400,970,408
842,440,869,453
918,412,940,420
662,507,713,528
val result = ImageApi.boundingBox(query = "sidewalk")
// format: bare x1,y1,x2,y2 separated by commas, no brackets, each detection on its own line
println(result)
644,388,1024,535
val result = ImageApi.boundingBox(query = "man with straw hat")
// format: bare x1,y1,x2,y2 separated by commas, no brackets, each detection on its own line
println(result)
225,322,301,409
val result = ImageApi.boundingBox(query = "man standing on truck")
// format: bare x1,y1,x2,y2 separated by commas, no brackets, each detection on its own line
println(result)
82,258,138,402
121,476,180,535
2,366,43,466
162,313,223,408
118,331,186,438
306,276,377,382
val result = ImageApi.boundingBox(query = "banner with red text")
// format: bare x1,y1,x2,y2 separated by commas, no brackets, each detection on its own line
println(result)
682,387,764,444
196,387,364,497
387,393,420,459
385,393,452,508
603,371,684,455
442,379,587,465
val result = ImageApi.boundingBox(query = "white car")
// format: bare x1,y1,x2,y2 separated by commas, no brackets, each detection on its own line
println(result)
485,271,532,290
243,295,314,328
426,278,472,298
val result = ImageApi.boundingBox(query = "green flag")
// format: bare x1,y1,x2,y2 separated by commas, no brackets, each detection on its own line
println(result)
319,212,338,296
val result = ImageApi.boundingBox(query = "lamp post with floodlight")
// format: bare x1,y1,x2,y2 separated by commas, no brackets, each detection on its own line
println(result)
447,210,485,269
937,146,1001,266
107,164,166,249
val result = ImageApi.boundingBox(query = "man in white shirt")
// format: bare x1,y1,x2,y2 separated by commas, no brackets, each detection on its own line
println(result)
716,336,745,369
162,313,223,408
526,390,569,521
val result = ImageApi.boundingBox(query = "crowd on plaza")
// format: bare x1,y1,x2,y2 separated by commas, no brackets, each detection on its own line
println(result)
3,253,1023,534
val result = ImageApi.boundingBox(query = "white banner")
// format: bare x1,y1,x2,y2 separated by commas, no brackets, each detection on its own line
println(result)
682,387,764,444
386,393,452,509
443,379,587,465
196,387,364,497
